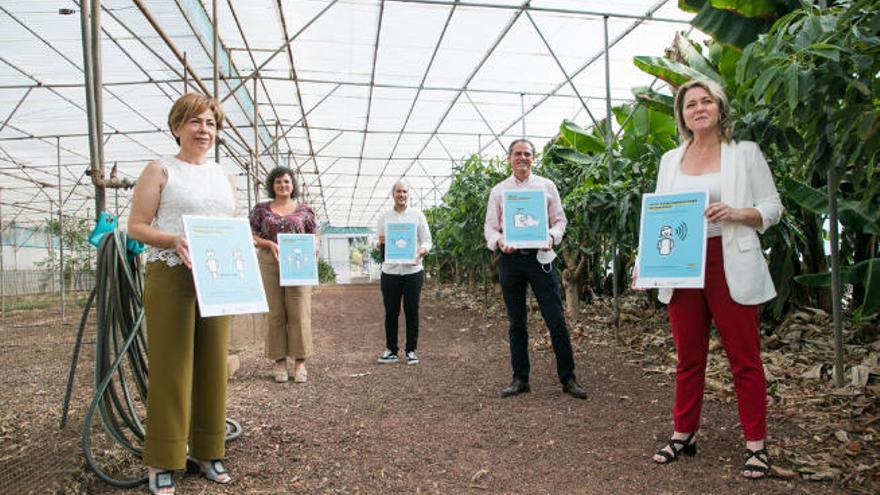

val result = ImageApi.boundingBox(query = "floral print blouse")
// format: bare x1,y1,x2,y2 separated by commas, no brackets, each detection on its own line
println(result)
249,201,317,243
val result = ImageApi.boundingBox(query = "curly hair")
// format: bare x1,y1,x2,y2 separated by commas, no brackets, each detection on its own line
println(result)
265,166,298,199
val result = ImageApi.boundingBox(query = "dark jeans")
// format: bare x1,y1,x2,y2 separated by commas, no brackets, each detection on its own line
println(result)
381,271,424,354
498,251,576,384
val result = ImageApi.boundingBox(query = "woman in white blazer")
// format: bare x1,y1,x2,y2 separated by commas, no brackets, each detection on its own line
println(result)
638,79,783,479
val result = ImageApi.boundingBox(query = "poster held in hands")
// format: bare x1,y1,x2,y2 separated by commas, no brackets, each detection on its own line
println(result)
278,233,318,286
635,190,709,289
182,215,268,317
384,222,418,264
502,189,548,249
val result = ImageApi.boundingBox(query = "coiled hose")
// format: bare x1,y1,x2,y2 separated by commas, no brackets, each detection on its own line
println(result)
60,229,242,488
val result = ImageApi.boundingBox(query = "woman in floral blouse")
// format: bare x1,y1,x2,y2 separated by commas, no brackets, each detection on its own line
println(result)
249,166,317,383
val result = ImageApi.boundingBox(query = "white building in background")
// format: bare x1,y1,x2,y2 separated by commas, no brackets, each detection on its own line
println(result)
319,226,378,284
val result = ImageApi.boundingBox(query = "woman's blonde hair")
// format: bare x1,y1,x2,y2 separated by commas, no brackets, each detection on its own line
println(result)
673,79,732,142
167,93,225,144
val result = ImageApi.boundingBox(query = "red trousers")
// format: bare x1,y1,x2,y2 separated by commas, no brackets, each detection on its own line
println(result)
667,237,767,441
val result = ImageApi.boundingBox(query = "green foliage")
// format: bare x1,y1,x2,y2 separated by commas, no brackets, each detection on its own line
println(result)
318,258,336,284
734,0,880,316
34,216,94,282
424,154,507,284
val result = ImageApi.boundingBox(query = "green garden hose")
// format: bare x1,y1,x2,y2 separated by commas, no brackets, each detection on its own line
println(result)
60,229,242,488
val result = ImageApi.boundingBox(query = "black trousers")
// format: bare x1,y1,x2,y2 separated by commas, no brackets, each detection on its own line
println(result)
381,271,424,354
498,251,576,384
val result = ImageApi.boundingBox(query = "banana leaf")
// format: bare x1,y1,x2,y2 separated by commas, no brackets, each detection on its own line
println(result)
795,258,880,316
560,120,605,155
632,56,708,87
632,87,674,115
710,0,778,18
671,32,723,83
781,176,880,235
691,3,777,48
678,0,706,13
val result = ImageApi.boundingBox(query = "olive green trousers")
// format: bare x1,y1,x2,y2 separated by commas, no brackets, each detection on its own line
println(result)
142,261,230,470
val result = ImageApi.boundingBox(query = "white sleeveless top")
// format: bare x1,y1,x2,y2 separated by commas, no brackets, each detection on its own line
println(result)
146,156,236,267
672,171,722,238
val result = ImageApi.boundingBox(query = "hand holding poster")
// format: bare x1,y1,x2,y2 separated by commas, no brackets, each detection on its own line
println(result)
278,233,318,286
384,222,418,264
502,189,548,249
635,191,709,288
182,215,269,317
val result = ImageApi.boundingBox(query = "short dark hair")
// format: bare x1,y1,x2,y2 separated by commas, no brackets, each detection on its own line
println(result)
265,166,297,199
507,138,535,156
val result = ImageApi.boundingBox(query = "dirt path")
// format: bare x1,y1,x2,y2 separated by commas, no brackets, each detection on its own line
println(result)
1,285,851,493
154,283,844,494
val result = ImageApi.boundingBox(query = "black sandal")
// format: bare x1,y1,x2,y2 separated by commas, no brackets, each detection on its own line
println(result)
147,470,174,494
653,432,697,464
742,447,770,479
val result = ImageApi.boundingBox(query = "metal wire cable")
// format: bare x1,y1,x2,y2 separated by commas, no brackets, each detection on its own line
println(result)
60,229,242,488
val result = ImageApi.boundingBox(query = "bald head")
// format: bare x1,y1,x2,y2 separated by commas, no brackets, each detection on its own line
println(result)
392,180,410,211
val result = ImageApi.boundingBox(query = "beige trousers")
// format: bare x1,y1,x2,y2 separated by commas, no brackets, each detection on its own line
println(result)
257,248,313,360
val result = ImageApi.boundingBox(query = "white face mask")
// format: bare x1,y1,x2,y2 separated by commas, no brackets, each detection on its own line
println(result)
536,249,556,265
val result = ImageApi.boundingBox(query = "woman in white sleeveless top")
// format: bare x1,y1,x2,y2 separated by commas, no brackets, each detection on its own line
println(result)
634,79,783,479
128,93,236,494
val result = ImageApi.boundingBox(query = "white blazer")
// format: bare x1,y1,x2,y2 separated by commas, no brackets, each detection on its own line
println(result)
654,140,783,305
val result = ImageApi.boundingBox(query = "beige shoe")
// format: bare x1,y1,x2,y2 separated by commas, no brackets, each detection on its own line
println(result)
273,360,288,383
293,366,307,383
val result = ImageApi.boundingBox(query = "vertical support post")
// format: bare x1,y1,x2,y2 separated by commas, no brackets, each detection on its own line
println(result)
91,0,106,216
0,188,4,320
57,137,65,321
212,0,220,163
829,168,844,387
184,51,189,93
478,134,482,161
275,121,280,165
251,76,259,212
604,15,619,331
519,93,526,138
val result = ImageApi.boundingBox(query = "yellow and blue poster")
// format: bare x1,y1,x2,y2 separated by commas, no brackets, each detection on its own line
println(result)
278,233,318,286
384,222,418,264
502,189,548,249
635,191,709,288
182,215,269,317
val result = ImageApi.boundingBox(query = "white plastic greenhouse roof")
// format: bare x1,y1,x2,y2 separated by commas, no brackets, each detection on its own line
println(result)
0,0,699,229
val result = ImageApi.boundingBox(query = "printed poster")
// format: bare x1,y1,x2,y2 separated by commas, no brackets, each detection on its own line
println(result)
635,190,709,289
503,189,549,249
182,215,268,317
384,222,418,264
278,233,318,286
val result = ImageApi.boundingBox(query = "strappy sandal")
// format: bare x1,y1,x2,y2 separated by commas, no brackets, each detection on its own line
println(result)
742,447,770,479
147,470,175,494
187,458,232,484
653,432,697,464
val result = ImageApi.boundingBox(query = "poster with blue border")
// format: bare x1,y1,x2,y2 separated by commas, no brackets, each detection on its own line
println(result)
384,222,418,264
278,233,318,286
182,215,268,317
503,189,548,249
635,190,709,289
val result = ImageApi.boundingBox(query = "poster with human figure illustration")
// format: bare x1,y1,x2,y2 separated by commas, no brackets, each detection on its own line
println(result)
502,189,548,249
384,222,418,264
278,233,319,286
635,190,709,289
182,215,268,317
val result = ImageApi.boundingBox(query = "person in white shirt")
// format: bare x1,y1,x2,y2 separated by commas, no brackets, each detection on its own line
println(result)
633,79,783,480
376,181,432,365
483,139,586,400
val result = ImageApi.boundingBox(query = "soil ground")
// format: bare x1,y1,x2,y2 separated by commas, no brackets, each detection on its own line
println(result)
1,284,856,494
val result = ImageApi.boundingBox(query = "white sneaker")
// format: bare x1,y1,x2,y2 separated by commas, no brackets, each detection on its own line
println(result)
377,349,399,364
405,351,419,365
